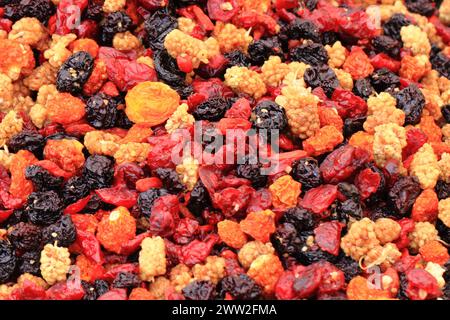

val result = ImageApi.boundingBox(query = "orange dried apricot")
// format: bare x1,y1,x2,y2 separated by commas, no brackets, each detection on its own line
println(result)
218,219,248,249
43,139,85,174
46,92,86,125
9,150,38,201
240,210,276,243
125,81,180,125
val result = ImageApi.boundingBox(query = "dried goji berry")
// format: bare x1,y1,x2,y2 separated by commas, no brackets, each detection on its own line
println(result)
402,128,427,160
354,167,382,200
405,269,441,300
331,88,367,119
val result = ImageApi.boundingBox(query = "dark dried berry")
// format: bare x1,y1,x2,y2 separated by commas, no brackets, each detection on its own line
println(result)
42,215,76,247
369,202,399,220
85,93,118,129
83,2,103,21
219,274,262,300
343,115,367,138
248,37,283,66
372,35,401,59
25,165,64,192
383,14,411,41
115,109,133,129
18,250,40,276
187,180,211,216
144,10,178,51
331,199,363,224
192,97,229,121
138,188,170,217
82,279,110,300
435,180,450,200
395,84,425,125
296,231,339,265
100,12,133,45
153,49,186,88
370,68,400,93
283,18,321,43
337,182,360,201
56,51,94,95
430,51,450,79
4,0,55,23
154,168,185,194
224,50,250,68
112,272,141,289
26,191,63,226
321,31,338,46
388,176,421,216
304,0,318,10
62,176,91,205
236,157,268,189
0,240,16,284
7,130,44,155
250,100,287,131
405,0,435,17
182,280,216,300
352,78,374,100
291,157,322,191
174,84,194,100
442,105,450,123
271,223,301,258
290,42,328,66
335,255,361,282
436,219,450,244
8,222,42,251
281,207,315,232
82,155,114,190
304,65,339,97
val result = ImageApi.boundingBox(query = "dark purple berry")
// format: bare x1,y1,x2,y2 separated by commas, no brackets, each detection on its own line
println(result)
250,100,287,131
182,280,216,300
290,157,322,191
388,176,421,216
154,168,185,194
304,65,339,97
42,215,76,247
0,240,16,284
290,42,328,66
219,274,262,300
82,155,114,190
395,84,425,125
8,222,42,251
56,51,94,95
25,165,64,192
85,93,119,129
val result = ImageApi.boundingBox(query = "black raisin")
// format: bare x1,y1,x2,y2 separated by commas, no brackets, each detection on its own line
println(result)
192,97,229,121
290,157,322,191
4,0,55,23
388,176,421,216
218,274,262,300
271,222,301,258
337,182,360,201
335,255,361,282
62,176,90,205
283,18,321,43
236,157,268,189
144,10,178,51
430,51,450,79
153,49,187,87
436,219,450,244
224,50,251,68
405,0,435,17
435,180,450,200
281,207,316,232
370,68,400,92
112,272,141,289
18,250,40,276
83,2,103,21
7,130,44,155
82,155,115,190
82,279,110,300
321,31,339,46
25,165,64,192
296,231,339,265
8,222,42,251
42,215,76,247
371,35,401,59
248,37,284,66
0,240,16,284
304,0,318,11
383,14,411,41
250,100,287,131
395,84,425,125
56,51,94,95
290,42,328,66
331,199,363,224
154,168,185,194
442,105,450,123
343,115,367,138
183,280,216,300
187,180,211,216
304,65,339,97
115,109,134,129
138,188,170,217
352,78,374,100
99,12,133,45
85,93,118,129
26,191,63,226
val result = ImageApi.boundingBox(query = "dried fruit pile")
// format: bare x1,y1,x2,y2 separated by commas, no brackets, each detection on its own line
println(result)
0,0,449,300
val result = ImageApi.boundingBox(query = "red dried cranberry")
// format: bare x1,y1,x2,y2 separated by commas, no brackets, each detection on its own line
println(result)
313,221,343,256
300,184,338,215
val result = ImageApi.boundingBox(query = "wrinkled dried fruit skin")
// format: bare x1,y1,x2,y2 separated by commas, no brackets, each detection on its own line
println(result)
388,177,422,216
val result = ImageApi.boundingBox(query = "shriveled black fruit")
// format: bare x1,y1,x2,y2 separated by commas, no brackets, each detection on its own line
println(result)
282,18,321,43
383,14,411,41
304,65,339,97
370,68,400,92
153,49,186,87
250,100,287,131
430,51,450,79
192,97,229,121
281,207,316,232
271,222,301,257
18,250,41,276
436,180,450,200
138,188,170,217
144,10,178,51
4,0,55,23
388,176,421,215
42,215,76,247
0,240,16,284
82,280,110,300
372,35,401,59
187,180,211,216
62,176,91,205
395,84,425,125
7,130,44,155
353,78,374,100
236,157,268,189
82,155,115,190
182,280,216,300
85,93,119,129
224,50,251,68
335,255,361,282
112,272,141,289
343,116,367,138
290,42,328,66
56,51,94,95
331,199,363,224
405,0,435,17
154,168,185,194
25,165,64,191
248,37,284,65
337,182,360,201
291,157,322,191
219,274,262,300
8,222,42,251
26,191,63,226
100,12,133,45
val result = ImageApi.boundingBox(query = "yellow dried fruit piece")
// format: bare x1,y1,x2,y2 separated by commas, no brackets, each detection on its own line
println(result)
125,81,180,126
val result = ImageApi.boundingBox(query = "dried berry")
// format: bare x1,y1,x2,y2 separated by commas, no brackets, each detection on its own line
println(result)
435,180,450,200
182,280,216,300
112,272,141,289
442,105,450,123
236,157,268,189
219,274,262,300
335,255,361,282
192,97,229,121
331,199,363,224
82,155,115,190
343,116,366,138
337,182,360,201
83,2,103,21
383,14,411,41
62,176,91,205
154,168,185,194
153,49,186,88
405,0,435,16
282,18,321,43
224,50,251,68
8,222,42,251
82,280,110,300
290,43,328,66
250,100,287,131
7,131,44,156
26,191,63,226
100,12,133,46
352,78,374,100
4,0,55,23
372,35,401,59
0,240,16,284
187,180,212,216
42,215,76,247
138,188,170,217
395,84,425,125
56,51,94,95
290,157,322,191
144,10,178,51
248,37,283,66
85,93,119,129
271,222,301,259
388,176,422,216
18,250,40,276
25,165,64,192
430,51,450,79
370,68,400,93
281,207,315,232
304,65,339,97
